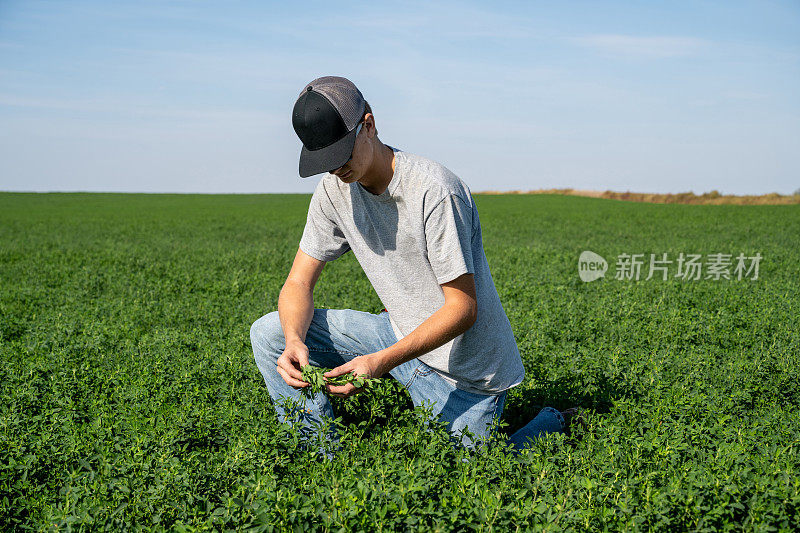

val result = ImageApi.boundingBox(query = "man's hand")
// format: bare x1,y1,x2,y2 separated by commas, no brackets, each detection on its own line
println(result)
324,354,386,398
276,339,311,389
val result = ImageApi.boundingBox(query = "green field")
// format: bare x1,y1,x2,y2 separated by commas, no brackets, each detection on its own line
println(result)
1,192,799,531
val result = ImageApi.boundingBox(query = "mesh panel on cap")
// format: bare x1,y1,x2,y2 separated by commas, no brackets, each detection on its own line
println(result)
301,76,365,131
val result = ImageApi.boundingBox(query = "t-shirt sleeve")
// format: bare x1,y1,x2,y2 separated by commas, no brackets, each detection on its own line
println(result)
424,193,476,284
299,183,351,262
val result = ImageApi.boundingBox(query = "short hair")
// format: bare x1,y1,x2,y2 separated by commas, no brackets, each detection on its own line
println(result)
361,100,372,122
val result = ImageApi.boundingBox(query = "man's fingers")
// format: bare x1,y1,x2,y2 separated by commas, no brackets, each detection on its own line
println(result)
281,364,304,382
325,383,349,394
278,357,305,381
324,364,353,378
286,352,309,369
326,383,357,396
328,384,364,398
277,366,308,389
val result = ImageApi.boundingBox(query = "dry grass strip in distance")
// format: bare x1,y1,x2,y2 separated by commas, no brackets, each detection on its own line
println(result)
476,188,800,205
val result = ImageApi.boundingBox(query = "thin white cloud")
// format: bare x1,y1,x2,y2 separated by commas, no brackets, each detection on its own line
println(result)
573,34,709,58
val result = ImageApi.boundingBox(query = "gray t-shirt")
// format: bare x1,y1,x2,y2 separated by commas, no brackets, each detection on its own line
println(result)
299,146,525,395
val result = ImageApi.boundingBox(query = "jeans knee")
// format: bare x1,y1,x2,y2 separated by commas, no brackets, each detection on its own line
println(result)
250,311,283,356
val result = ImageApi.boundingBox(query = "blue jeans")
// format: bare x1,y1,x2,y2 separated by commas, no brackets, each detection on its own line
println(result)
250,308,564,455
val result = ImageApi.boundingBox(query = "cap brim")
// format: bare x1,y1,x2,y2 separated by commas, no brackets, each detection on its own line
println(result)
298,126,358,178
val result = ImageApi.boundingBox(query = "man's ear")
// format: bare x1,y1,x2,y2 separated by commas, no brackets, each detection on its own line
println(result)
365,114,376,136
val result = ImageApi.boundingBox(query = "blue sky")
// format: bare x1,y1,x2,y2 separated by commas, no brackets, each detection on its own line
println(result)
1,0,798,194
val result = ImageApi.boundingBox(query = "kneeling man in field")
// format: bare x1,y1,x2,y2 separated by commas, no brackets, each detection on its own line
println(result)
251,76,572,453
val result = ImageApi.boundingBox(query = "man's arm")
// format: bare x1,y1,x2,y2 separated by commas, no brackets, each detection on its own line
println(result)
274,247,326,388
325,272,477,397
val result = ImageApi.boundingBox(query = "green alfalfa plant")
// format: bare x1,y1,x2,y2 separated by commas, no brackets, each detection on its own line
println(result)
296,365,382,436
300,364,377,399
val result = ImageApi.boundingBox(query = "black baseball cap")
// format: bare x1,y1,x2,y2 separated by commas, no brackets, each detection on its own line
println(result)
292,76,366,178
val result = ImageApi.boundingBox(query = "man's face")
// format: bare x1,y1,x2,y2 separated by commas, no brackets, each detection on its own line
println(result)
331,116,369,183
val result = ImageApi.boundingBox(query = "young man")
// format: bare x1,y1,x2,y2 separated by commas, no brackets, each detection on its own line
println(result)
251,76,570,453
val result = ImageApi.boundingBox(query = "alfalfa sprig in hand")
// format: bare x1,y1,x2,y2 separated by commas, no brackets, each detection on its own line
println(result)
300,364,376,399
